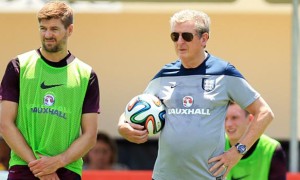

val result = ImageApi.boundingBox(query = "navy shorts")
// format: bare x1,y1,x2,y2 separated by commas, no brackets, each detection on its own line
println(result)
8,165,81,180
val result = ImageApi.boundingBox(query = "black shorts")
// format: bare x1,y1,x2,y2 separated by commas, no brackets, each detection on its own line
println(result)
8,165,81,180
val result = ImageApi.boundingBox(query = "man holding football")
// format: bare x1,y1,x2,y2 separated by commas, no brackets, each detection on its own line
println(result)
118,9,274,180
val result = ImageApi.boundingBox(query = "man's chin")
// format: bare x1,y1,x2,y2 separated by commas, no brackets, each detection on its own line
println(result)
44,47,59,53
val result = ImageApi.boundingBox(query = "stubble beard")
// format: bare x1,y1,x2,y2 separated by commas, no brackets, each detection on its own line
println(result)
42,43,61,53
42,34,67,53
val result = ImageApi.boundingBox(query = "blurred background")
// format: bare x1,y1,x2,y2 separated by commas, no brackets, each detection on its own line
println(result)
0,0,298,172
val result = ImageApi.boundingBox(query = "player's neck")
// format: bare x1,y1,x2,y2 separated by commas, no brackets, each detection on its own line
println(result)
40,48,69,62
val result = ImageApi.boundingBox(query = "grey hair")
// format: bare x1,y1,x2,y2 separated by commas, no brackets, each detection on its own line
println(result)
170,9,210,36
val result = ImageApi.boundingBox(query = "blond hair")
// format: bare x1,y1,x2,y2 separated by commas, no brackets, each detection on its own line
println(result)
37,1,73,29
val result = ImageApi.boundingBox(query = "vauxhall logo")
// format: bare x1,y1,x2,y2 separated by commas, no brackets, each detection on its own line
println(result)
168,96,211,115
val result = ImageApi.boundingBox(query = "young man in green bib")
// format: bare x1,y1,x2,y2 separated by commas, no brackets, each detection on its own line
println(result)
0,1,100,179
225,102,287,180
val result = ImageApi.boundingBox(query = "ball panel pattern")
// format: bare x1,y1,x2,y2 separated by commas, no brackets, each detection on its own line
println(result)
125,94,166,136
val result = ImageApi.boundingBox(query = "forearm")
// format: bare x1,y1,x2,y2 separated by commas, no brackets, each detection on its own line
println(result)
58,113,98,167
241,102,274,148
118,113,127,136
118,113,125,127
58,131,97,167
0,121,36,163
0,101,36,163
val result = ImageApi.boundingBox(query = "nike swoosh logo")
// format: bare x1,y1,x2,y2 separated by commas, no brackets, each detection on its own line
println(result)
41,81,63,89
232,175,250,180
163,71,179,75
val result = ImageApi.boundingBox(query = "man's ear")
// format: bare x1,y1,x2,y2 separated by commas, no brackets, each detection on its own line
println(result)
248,114,254,123
67,24,74,36
201,32,209,47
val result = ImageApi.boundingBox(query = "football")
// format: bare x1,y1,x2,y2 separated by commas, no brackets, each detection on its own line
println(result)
124,94,166,136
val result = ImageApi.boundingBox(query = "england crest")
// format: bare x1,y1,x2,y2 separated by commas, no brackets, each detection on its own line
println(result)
202,78,215,92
